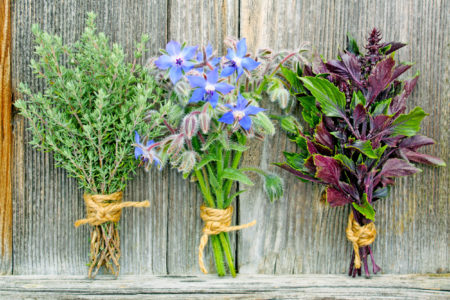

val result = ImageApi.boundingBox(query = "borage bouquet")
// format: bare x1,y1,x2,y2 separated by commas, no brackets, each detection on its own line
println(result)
276,29,445,277
14,13,173,278
135,38,307,276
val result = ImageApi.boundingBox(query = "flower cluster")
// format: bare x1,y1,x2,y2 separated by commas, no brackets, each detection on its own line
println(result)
134,37,307,276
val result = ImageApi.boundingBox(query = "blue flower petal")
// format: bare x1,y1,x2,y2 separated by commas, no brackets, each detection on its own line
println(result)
218,111,235,124
210,57,220,66
189,88,206,103
135,147,144,159
225,48,236,60
208,92,219,108
135,131,141,144
182,61,195,72
207,68,219,84
244,105,265,115
187,75,206,88
236,93,248,109
239,115,252,130
146,140,155,147
221,66,236,77
166,41,181,56
169,67,183,84
155,55,173,70
215,82,234,95
241,57,260,71
236,66,244,79
224,104,234,109
181,46,198,60
236,38,247,57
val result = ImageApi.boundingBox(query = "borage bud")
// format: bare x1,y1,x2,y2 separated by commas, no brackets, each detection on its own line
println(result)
269,88,281,103
198,111,211,134
176,151,197,174
278,88,290,109
174,80,191,99
181,114,198,140
166,134,185,156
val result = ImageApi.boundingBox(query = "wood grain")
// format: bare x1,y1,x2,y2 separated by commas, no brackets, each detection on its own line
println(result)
0,0,12,275
238,0,449,274
0,274,448,299
8,0,449,276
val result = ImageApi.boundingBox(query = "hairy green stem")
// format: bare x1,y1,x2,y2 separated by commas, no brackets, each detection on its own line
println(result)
211,235,225,276
219,232,236,277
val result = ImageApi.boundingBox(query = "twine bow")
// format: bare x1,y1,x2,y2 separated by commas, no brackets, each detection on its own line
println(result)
198,205,256,274
74,191,150,227
345,211,377,269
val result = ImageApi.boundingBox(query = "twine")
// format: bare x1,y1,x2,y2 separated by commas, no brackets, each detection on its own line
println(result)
345,211,376,269
198,205,256,274
74,191,150,227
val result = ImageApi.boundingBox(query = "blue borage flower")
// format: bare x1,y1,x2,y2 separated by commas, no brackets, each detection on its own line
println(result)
221,38,260,79
155,41,197,84
187,68,234,108
134,132,161,168
219,93,265,130
196,44,220,72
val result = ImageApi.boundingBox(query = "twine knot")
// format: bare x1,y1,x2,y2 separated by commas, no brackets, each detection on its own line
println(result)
198,205,256,274
345,211,376,269
74,191,150,227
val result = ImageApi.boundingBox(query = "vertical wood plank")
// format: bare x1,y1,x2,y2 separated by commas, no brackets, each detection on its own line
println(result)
166,0,239,274
11,0,168,275
0,0,12,275
238,0,449,274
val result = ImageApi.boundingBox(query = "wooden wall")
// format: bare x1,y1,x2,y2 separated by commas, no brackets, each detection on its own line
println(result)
1,0,448,275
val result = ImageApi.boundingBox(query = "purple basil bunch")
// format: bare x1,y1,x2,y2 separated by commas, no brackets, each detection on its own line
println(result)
277,29,445,278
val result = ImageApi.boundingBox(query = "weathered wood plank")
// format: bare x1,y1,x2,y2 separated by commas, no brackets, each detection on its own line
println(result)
0,274,448,299
0,0,12,275
238,0,449,274
11,0,168,275
166,0,239,275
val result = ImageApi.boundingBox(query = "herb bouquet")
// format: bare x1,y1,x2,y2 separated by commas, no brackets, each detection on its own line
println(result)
14,13,171,278
135,38,307,276
276,29,445,277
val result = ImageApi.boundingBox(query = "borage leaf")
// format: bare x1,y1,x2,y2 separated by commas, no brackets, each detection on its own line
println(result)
222,168,254,186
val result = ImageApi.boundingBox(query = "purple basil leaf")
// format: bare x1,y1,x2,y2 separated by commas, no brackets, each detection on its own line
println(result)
353,103,367,127
379,158,421,177
313,155,341,185
274,162,322,183
382,42,407,55
326,186,352,207
391,64,412,82
399,135,435,150
325,52,363,88
339,181,359,200
314,120,334,150
389,75,419,115
401,149,446,166
366,57,395,105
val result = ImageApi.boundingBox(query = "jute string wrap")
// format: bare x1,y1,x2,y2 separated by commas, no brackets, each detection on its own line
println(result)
198,205,256,274
345,211,377,269
74,191,150,227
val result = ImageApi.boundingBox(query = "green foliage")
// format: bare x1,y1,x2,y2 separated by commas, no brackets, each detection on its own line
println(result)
390,106,427,137
14,13,167,194
299,76,346,118
352,194,375,221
